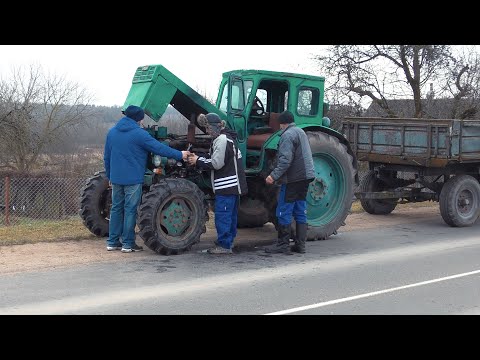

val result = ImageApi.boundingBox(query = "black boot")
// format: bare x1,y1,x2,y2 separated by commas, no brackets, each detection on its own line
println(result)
291,222,307,253
265,224,292,254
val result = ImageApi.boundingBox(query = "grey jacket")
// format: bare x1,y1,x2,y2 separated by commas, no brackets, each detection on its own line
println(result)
269,123,315,184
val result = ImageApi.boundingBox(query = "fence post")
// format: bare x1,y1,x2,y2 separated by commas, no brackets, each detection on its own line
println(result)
5,176,10,226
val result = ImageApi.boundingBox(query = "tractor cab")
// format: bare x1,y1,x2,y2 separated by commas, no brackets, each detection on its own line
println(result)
216,70,328,172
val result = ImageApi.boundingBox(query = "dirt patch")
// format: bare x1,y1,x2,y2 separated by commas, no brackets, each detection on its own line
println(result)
0,204,442,275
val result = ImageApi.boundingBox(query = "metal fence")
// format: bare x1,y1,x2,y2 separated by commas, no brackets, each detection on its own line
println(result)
0,177,88,226
0,170,420,227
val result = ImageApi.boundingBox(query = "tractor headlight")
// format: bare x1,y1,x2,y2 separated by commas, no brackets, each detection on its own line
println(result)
153,155,162,167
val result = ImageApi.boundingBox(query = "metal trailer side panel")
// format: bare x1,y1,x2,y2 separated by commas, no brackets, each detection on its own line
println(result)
342,117,480,167
451,120,480,161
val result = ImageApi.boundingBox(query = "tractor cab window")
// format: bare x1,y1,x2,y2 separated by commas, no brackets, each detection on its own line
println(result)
246,80,289,140
297,87,319,116
250,80,289,118
219,80,253,113
230,79,245,111
219,83,228,112
244,80,253,104
251,89,267,117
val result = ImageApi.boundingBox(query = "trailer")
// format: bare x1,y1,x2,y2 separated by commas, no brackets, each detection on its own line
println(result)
342,117,480,227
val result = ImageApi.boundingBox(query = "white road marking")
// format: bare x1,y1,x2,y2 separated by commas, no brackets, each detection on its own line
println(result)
265,269,480,315
1,235,480,314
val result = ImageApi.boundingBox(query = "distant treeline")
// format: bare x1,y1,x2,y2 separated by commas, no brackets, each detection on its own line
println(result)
78,105,190,149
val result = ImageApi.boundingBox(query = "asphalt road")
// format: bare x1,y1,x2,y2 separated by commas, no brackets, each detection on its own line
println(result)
1,211,480,315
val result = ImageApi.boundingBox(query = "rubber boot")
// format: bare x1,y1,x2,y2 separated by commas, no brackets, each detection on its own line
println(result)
265,224,292,254
291,222,307,253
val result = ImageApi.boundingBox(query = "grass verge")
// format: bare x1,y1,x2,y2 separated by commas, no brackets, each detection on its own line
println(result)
0,203,438,246
0,217,97,246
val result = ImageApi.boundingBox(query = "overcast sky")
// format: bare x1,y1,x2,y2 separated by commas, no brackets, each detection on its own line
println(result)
0,45,328,107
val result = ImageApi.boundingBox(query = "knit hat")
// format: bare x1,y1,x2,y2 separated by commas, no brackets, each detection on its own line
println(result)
197,113,224,127
123,105,145,122
205,113,222,124
277,110,294,124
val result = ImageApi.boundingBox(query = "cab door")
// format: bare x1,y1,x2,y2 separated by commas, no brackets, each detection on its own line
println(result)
227,75,248,167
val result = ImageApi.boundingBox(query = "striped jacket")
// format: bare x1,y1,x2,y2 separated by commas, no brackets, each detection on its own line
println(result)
195,130,248,196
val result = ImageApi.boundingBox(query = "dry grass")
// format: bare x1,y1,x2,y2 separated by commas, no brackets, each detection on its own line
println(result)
350,199,438,214
0,203,439,246
0,217,96,246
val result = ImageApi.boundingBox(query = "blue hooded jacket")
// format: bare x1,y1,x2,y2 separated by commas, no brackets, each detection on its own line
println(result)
104,116,183,185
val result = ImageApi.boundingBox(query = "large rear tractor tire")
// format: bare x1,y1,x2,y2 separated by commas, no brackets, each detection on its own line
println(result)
297,131,356,240
358,170,397,215
439,174,480,227
137,179,207,255
237,197,269,228
79,171,111,237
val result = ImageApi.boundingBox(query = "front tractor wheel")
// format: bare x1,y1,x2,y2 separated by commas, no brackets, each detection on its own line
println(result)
79,171,111,237
137,179,207,255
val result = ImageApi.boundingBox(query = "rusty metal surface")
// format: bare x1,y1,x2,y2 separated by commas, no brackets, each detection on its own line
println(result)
355,189,437,200
342,117,480,167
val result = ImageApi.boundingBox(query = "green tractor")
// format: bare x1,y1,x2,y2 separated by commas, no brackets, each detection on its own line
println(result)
79,65,358,255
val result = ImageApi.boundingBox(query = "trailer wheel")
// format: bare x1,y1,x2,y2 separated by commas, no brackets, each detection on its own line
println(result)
79,171,111,237
358,170,397,215
137,179,207,255
439,175,480,227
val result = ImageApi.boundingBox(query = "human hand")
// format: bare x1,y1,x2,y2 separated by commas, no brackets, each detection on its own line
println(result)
265,175,274,185
181,151,191,160
187,153,199,166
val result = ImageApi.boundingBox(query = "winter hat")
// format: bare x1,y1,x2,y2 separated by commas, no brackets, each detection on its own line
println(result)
277,110,294,124
197,113,225,128
123,105,145,122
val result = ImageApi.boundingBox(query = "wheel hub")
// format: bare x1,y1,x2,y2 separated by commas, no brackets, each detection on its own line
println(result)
160,200,191,235
457,190,474,214
308,177,328,205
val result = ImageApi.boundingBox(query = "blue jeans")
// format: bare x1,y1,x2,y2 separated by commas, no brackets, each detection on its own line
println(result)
108,183,143,249
214,194,239,249
276,184,307,226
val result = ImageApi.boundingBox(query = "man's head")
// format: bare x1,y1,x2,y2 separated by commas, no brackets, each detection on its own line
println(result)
277,110,294,129
198,113,225,138
122,105,145,122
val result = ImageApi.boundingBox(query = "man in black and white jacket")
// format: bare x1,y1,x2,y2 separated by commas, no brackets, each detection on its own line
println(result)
187,113,248,254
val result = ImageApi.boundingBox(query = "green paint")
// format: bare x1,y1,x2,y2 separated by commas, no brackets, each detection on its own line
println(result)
160,201,191,235
306,153,346,226
119,64,354,234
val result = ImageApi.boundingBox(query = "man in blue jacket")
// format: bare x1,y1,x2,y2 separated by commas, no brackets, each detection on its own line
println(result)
103,105,190,253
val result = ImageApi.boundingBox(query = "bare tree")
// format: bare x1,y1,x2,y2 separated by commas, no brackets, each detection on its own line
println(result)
314,45,454,118
446,46,480,119
192,85,216,105
0,65,95,172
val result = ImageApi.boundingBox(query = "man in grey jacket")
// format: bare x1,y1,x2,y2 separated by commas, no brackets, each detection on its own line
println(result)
265,110,315,254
